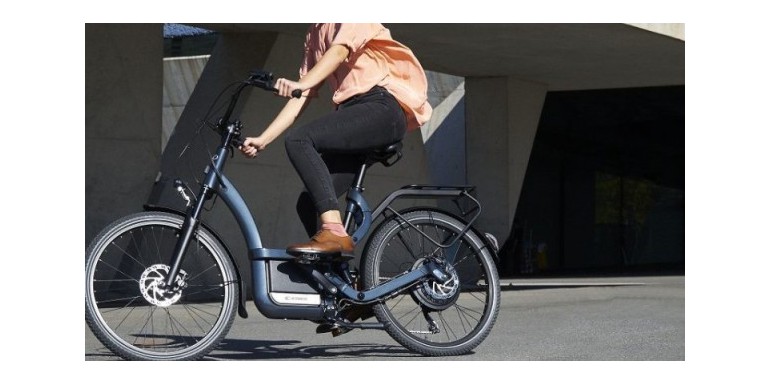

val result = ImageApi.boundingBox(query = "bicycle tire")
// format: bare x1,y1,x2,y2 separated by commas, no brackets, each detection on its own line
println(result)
85,211,238,360
362,210,500,356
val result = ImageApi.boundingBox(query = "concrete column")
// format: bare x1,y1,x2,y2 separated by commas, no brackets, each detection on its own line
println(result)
148,31,278,214
465,77,547,242
85,24,163,244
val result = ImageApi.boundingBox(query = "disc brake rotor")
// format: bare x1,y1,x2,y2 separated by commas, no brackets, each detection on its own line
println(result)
139,264,188,307
411,259,460,311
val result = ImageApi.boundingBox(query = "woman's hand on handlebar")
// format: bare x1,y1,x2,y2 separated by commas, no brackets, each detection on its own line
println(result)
274,78,304,98
239,136,268,158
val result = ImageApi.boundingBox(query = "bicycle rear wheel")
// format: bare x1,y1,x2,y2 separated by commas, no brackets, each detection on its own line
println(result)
85,211,238,360
362,210,500,356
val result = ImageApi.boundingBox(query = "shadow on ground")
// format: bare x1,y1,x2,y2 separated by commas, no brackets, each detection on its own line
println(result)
86,339,429,360
205,338,425,360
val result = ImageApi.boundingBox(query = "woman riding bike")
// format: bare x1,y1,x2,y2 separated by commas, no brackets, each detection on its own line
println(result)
239,23,432,259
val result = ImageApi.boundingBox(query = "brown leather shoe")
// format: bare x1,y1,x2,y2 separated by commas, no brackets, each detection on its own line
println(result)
286,229,355,257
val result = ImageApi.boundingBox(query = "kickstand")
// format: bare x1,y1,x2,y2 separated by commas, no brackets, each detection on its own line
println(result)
421,308,440,334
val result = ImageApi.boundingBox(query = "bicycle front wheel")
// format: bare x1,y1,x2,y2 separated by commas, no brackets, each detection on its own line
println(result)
85,211,238,360
362,210,500,356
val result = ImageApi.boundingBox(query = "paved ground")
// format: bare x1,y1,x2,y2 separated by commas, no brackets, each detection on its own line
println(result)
85,275,683,361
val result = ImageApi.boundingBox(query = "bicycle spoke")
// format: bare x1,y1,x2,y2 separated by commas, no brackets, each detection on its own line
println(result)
396,304,423,326
466,290,488,304
183,304,213,334
95,259,141,284
454,304,476,334
106,241,146,273
454,302,483,321
183,302,222,320
93,278,137,283
133,305,156,347
150,226,164,266
396,230,419,260
418,225,426,256
166,308,198,348
451,252,473,269
111,298,141,332
186,262,220,282
437,311,458,341
96,293,144,306
454,303,484,321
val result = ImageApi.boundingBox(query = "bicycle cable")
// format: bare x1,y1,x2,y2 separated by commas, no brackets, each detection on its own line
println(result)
172,81,244,208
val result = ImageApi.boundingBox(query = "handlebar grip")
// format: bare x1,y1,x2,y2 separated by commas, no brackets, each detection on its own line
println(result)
291,89,303,99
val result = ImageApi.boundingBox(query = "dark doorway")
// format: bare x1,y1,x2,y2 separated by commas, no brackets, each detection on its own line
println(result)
501,86,685,277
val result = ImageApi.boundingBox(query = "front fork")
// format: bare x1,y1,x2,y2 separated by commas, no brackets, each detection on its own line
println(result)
163,185,212,288
163,122,237,288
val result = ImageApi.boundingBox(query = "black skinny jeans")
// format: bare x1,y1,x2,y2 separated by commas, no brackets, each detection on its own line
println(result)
285,86,407,236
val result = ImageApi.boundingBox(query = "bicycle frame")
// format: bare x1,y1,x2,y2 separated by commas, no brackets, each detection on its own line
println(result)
85,68,501,360
161,72,468,323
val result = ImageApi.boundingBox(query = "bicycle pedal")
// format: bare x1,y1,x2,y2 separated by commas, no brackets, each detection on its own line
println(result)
290,251,353,264
315,322,351,337
293,253,322,264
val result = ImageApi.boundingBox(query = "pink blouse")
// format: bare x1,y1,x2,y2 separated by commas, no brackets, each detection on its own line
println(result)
300,23,432,131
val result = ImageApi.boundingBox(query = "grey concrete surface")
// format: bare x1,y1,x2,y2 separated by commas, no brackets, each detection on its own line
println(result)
86,24,163,244
85,275,684,361
194,24,685,91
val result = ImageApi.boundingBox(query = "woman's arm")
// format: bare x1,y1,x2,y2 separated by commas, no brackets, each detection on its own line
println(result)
241,43,351,157
274,44,350,98
239,96,308,157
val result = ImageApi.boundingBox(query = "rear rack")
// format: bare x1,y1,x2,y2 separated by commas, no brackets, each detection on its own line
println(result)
370,185,481,249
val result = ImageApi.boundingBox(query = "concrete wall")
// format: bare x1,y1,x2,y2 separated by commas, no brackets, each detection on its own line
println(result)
628,23,685,40
85,24,163,243
85,25,550,278
465,77,547,242
422,72,466,186
86,24,684,277
162,55,209,150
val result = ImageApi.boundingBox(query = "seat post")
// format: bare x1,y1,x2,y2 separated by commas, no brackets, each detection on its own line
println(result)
353,162,368,189
344,162,369,231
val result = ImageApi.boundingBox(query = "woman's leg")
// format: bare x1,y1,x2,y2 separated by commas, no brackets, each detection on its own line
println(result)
285,88,406,255
296,154,359,237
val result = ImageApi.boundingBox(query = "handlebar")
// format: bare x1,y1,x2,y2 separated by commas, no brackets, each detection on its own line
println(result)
247,69,302,99
247,69,277,92
216,69,302,151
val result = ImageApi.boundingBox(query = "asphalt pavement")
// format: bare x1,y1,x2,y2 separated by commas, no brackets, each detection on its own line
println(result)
85,275,684,361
